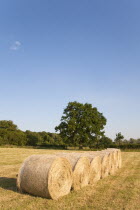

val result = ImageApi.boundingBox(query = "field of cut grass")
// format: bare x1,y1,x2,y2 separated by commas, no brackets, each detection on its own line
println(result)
0,148,140,210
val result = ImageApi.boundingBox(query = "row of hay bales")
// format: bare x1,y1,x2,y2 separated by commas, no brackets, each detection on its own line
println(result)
17,148,121,200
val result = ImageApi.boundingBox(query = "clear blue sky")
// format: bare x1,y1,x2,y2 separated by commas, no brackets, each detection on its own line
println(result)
0,0,140,140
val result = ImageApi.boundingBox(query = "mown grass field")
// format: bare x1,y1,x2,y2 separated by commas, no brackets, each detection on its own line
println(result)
0,148,140,210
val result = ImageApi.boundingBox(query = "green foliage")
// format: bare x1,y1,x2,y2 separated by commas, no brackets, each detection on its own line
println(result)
1,119,139,149
99,136,113,149
0,136,4,146
55,101,107,148
0,125,27,146
0,120,64,147
114,132,124,146
7,130,27,146
0,120,18,131
25,131,40,146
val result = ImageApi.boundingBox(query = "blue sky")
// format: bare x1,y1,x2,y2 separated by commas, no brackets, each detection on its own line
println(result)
0,0,140,139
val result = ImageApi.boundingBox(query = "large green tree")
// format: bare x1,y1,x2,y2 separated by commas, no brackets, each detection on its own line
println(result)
55,101,107,149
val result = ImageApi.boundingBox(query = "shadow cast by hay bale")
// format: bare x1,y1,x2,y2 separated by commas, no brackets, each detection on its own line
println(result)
0,177,17,192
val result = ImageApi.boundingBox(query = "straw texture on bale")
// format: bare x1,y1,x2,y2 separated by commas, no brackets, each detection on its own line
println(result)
118,149,122,168
113,150,119,169
17,155,73,200
111,149,122,169
79,151,110,179
107,148,121,170
89,155,101,184
101,150,116,175
99,152,110,178
107,148,122,171
76,152,102,185
108,151,116,175
55,152,90,191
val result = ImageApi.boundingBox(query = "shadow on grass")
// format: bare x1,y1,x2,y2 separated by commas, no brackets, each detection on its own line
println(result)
0,177,17,192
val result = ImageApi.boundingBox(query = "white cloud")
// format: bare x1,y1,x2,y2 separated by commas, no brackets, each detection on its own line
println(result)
10,41,21,50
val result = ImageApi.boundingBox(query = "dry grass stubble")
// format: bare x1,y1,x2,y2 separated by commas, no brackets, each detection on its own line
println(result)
0,148,140,210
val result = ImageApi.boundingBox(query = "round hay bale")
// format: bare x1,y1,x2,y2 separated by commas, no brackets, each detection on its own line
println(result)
107,151,117,175
107,149,119,170
17,154,73,200
106,149,121,171
108,152,116,175
102,150,116,175
114,149,120,168
75,152,102,185
55,153,90,191
116,149,122,168
89,155,101,184
98,152,110,178
118,149,122,168
81,151,110,179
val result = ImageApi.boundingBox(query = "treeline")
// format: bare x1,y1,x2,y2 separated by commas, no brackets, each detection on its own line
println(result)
0,120,140,149
113,132,140,149
0,120,63,147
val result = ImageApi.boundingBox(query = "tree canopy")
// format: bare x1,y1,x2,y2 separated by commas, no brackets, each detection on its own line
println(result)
114,132,124,146
55,101,107,148
0,120,18,131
